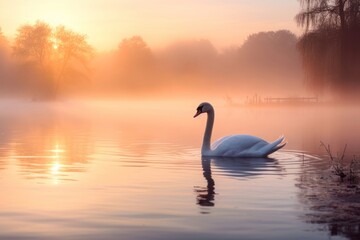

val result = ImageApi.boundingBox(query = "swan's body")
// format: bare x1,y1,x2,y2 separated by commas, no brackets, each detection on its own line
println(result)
194,102,286,157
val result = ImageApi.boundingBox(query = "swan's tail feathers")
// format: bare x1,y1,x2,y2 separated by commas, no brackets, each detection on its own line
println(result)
267,142,286,156
262,136,286,157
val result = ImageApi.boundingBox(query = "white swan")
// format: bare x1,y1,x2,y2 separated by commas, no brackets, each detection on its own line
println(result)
194,102,286,157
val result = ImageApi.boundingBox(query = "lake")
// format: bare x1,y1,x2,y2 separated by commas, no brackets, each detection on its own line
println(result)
0,99,359,240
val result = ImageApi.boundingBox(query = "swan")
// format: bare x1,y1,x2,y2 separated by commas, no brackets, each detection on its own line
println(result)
194,102,286,157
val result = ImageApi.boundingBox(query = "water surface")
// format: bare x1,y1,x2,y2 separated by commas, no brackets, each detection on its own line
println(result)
0,100,359,239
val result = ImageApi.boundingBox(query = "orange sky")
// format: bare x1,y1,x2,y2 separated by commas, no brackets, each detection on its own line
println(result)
0,0,301,51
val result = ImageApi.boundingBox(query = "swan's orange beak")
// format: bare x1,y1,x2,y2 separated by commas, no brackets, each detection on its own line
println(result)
193,109,202,118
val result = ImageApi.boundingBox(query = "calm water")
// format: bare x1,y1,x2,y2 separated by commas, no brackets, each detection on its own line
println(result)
0,100,359,240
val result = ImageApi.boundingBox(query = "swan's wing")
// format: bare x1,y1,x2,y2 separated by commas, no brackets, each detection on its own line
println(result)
211,135,235,149
211,135,286,157
211,135,268,157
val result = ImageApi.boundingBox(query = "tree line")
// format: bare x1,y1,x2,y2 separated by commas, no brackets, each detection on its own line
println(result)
0,22,302,99
1,1,360,100
1,21,93,99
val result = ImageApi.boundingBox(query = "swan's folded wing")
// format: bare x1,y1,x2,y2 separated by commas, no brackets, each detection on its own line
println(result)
211,135,234,149
211,135,285,157
211,135,268,157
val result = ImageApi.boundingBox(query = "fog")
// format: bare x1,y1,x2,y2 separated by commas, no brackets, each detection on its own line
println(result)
0,25,306,101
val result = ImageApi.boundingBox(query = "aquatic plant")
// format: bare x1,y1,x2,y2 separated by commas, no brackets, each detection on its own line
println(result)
320,141,360,182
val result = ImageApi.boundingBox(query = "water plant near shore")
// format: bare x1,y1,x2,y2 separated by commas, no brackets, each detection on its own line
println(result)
320,141,360,183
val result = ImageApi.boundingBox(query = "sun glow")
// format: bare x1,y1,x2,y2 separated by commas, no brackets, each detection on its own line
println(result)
0,0,300,52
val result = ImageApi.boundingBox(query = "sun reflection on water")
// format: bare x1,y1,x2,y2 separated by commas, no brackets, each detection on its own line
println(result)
50,144,64,185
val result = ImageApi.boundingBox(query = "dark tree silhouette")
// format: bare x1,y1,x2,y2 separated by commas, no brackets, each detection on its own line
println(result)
296,0,360,96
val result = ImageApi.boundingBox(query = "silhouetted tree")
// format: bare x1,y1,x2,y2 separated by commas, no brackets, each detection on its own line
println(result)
225,30,303,94
0,27,9,58
115,36,155,91
160,39,218,76
13,21,53,67
53,26,93,96
0,28,11,94
0,27,5,42
12,21,93,99
13,21,56,99
296,0,360,96
238,30,300,74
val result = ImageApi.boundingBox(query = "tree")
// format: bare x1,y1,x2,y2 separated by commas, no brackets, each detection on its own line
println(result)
53,26,93,96
161,39,217,74
13,21,53,67
12,21,55,98
0,27,13,94
115,36,155,91
296,0,360,95
238,30,300,74
0,27,5,42
12,21,93,99
117,36,153,70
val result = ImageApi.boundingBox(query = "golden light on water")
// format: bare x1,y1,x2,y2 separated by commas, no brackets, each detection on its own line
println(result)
50,161,61,185
50,144,65,154
51,161,61,174
50,144,64,185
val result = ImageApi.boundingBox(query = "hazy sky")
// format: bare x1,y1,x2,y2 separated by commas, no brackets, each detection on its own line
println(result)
0,0,301,51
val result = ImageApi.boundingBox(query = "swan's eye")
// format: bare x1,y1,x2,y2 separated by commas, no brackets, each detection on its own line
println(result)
197,106,203,112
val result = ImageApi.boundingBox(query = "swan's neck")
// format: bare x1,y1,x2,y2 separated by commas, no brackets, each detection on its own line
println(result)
202,109,214,154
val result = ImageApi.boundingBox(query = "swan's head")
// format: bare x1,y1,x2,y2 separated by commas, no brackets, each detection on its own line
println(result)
194,102,213,118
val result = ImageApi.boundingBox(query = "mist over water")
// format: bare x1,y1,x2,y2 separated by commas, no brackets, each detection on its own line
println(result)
0,100,359,239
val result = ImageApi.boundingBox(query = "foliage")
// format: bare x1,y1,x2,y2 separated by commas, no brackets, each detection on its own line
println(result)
296,0,360,96
238,30,300,75
13,21,53,66
117,36,153,71
112,36,155,91
12,21,93,99
4,24,303,98
158,39,218,83
53,26,93,94
0,27,6,43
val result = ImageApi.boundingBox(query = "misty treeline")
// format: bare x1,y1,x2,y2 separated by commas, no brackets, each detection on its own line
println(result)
0,21,303,99
0,22,93,99
296,0,360,97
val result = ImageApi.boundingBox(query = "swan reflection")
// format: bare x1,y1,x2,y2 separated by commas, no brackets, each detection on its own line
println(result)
195,157,215,209
210,156,283,178
195,156,283,212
